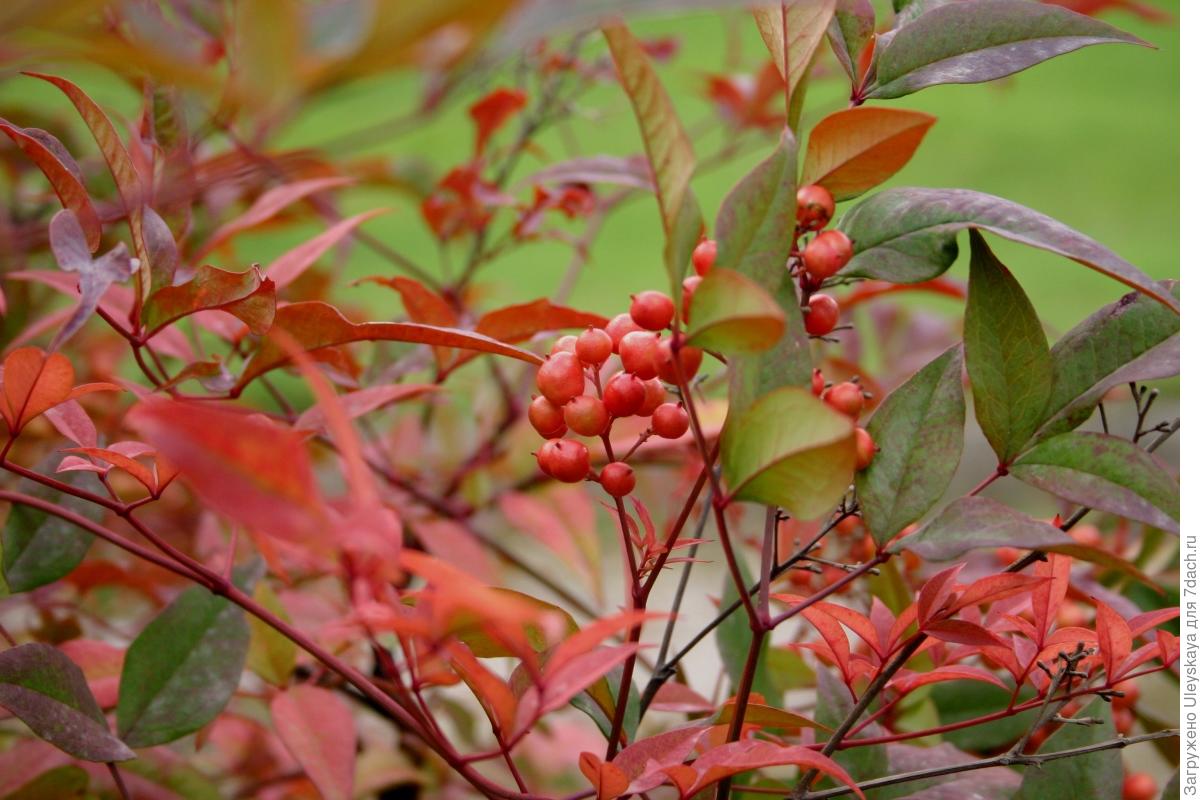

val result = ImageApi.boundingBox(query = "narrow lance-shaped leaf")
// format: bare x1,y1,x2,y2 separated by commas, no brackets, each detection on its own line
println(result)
0,643,134,762
858,345,965,545
1033,281,1179,443
603,23,702,297
867,0,1149,100
234,301,543,393
141,206,180,295
839,187,1178,313
2,468,99,593
0,122,102,251
266,208,389,289
143,265,276,338
752,0,835,130
47,210,136,349
964,230,1052,465
116,564,256,748
270,685,356,800
1011,431,1179,533
827,0,876,86
800,106,935,201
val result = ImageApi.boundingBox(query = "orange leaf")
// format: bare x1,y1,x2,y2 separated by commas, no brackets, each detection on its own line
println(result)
1094,599,1132,680
579,752,630,800
447,643,516,736
470,87,527,155
0,347,74,432
143,265,276,337
801,106,936,200
359,276,458,370
270,685,356,800
63,447,158,493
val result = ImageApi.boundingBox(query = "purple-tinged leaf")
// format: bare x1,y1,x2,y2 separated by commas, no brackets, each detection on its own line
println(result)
47,211,136,349
964,230,1052,464
143,265,276,338
2,469,99,594
827,0,875,86
0,643,134,762
753,0,835,129
839,187,1177,313
899,496,1074,561
1011,431,1178,533
0,122,102,252
520,155,654,191
859,345,964,545
867,0,1149,99
141,206,179,295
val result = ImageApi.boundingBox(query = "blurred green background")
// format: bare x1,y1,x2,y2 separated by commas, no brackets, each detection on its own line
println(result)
3,1,1179,337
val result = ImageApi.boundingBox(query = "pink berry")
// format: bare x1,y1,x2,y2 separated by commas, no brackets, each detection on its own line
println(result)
544,438,590,483
536,352,586,406
653,339,702,386
575,327,613,365
691,239,716,276
619,330,660,380
637,377,667,417
604,313,642,347
564,395,610,437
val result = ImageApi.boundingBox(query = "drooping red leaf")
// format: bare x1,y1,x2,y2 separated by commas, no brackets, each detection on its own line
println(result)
0,121,102,251
143,265,276,337
923,619,1007,649
702,63,787,131
545,610,656,676
234,301,543,393
474,298,609,345
270,685,356,800
62,447,159,494
539,643,642,713
839,277,966,310
648,683,715,714
947,574,1046,615
358,276,458,369
1157,630,1179,666
446,642,516,736
614,724,708,793
578,752,630,800
127,398,328,543
1093,599,1132,681
267,208,388,289
1,347,75,433
890,664,1009,694
469,87,527,155
686,740,864,798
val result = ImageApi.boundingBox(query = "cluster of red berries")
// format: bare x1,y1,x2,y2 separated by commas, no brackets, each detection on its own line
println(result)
530,293,698,497
811,368,876,470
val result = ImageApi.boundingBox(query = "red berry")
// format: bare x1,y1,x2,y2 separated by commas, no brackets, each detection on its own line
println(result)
1113,707,1134,735
1070,523,1103,548
544,438,591,483
630,290,675,331
528,395,567,438
854,427,876,470
691,239,716,276
803,229,854,283
804,293,840,337
812,368,825,397
1056,602,1088,629
575,327,613,365
824,382,865,420
795,184,835,231
536,441,556,476
564,395,610,437
1122,772,1156,800
653,339,702,386
1113,680,1141,710
994,546,1022,566
637,377,667,416
682,275,702,323
536,352,586,406
599,462,636,497
651,403,690,439
603,373,647,417
619,330,660,379
551,335,578,355
604,313,642,347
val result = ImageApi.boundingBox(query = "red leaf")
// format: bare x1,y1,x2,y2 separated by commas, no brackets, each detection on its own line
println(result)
948,574,1046,614
1032,553,1071,644
840,278,967,310
891,665,1008,694
801,106,936,200
1,347,74,432
62,447,158,494
917,564,964,624
0,122,102,251
270,685,356,800
143,265,276,337
267,209,389,289
540,643,642,713
578,752,629,800
360,276,458,369
800,606,853,682
923,619,1006,648
810,601,883,658
294,384,440,434
687,740,864,798
1128,607,1180,638
446,643,516,736
127,398,327,543
195,176,354,259
234,301,543,393
614,724,708,793
43,400,97,448
1094,599,1132,681
546,610,656,675
499,492,592,581
469,87,527,155
1157,630,1179,666
648,683,714,714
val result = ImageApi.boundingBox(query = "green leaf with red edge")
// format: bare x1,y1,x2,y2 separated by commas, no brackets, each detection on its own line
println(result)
858,345,964,546
868,0,1148,100
0,643,134,762
800,107,935,201
270,685,356,800
839,188,1178,313
267,208,388,289
827,0,876,86
685,267,785,353
964,230,1052,465
127,398,328,544
1014,699,1121,800
0,122,102,251
195,176,354,259
1,347,74,433
234,301,543,392
900,497,1073,562
25,72,151,297
116,564,255,748
687,739,865,798
603,23,702,297
143,265,276,337
1011,432,1179,532
752,0,835,130
721,387,856,520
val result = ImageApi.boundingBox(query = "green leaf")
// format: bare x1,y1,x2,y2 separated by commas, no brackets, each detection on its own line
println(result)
1035,281,1179,443
1162,770,1180,800
603,23,701,297
827,0,875,87
1011,432,1179,533
0,643,134,762
964,230,1052,465
2,470,98,593
721,387,856,521
1014,699,1121,800
710,702,827,732
116,567,254,747
751,0,834,130
932,681,1036,752
814,669,889,790
246,581,297,687
900,496,1073,561
839,188,1178,313
859,345,964,545
716,557,780,707
867,0,1148,100
686,267,786,354
2,766,89,800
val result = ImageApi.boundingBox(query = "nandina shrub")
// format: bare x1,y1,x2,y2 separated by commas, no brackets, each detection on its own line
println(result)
0,2,1180,800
